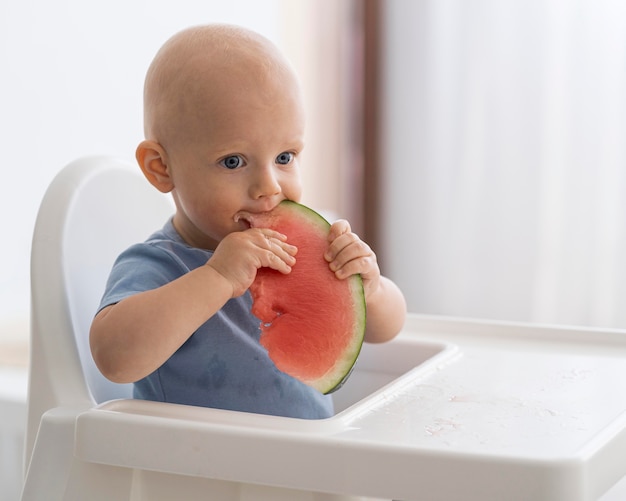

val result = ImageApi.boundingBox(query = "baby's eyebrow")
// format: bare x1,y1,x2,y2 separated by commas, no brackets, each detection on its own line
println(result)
283,139,305,152
212,143,248,156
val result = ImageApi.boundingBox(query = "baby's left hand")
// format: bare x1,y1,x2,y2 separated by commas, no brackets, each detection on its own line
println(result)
324,219,380,297
326,219,407,343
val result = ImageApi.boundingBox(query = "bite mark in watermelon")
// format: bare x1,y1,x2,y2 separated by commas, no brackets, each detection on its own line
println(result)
246,200,366,394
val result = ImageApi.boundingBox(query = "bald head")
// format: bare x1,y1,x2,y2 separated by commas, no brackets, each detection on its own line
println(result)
142,24,301,148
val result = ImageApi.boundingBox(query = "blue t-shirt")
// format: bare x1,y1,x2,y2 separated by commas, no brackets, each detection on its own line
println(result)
98,219,333,419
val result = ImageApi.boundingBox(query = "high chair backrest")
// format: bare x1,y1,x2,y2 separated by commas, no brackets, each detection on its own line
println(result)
26,156,174,467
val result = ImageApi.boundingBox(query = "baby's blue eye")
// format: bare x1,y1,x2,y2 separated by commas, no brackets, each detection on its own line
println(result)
276,152,294,165
220,155,244,169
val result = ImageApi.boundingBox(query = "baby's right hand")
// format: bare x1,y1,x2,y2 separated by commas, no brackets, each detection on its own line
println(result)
207,229,297,297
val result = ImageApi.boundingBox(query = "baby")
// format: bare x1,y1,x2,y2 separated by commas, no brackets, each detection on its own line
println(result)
90,24,406,419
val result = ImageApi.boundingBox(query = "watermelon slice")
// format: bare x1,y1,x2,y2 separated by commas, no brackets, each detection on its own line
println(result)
246,200,366,394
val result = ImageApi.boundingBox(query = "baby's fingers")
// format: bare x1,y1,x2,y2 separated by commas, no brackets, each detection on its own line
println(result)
256,229,297,273
327,219,351,243
332,255,375,279
328,239,376,278
324,229,360,263
257,228,291,246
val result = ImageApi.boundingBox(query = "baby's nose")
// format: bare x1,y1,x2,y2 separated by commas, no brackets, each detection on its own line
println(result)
250,165,281,199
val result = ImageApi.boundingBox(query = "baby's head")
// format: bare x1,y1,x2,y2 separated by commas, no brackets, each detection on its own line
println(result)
137,24,306,249
142,24,303,148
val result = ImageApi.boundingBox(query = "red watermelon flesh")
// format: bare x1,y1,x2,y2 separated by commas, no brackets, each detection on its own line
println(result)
245,200,366,394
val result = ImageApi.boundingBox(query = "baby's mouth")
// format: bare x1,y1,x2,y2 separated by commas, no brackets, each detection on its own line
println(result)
234,206,278,229
234,211,257,229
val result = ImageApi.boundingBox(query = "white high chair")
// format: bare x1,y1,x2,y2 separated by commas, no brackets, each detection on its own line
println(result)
23,156,626,501
23,156,173,498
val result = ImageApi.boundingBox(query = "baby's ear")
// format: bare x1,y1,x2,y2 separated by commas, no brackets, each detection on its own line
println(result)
136,140,174,193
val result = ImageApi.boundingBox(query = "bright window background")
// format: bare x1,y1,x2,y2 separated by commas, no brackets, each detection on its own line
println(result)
0,0,348,343
380,0,626,329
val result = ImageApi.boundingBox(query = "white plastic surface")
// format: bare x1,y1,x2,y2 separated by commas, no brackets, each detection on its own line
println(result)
23,157,626,500
25,157,175,464
72,317,626,500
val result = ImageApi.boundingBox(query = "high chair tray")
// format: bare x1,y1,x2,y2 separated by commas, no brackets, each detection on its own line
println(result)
74,314,626,500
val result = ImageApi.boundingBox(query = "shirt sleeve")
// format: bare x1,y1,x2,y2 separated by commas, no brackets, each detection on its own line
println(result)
97,242,188,312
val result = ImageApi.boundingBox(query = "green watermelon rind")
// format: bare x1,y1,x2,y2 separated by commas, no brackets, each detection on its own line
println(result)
278,201,367,395
321,273,366,394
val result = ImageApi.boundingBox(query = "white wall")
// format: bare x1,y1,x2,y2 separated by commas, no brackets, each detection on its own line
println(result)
0,0,293,337
380,0,626,329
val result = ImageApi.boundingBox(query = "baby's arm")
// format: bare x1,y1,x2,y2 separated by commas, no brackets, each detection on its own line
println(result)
90,228,296,384
325,220,406,343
